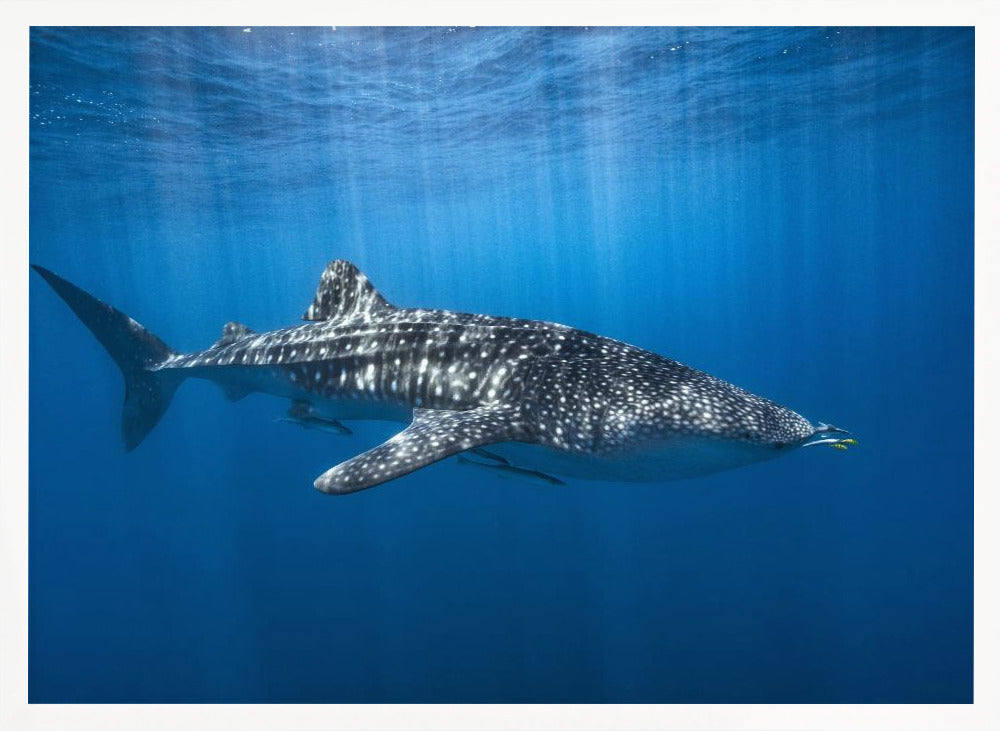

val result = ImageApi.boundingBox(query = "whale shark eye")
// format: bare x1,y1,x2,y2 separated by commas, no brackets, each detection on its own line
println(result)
773,441,786,450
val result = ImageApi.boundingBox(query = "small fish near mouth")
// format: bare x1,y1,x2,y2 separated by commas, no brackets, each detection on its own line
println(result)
801,423,859,450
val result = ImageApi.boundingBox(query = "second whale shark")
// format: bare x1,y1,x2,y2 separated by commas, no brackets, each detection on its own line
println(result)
32,260,854,494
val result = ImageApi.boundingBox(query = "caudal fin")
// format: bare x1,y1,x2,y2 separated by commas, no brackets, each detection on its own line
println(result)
32,265,182,450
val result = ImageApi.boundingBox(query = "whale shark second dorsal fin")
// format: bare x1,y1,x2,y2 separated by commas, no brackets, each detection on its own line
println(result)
302,260,393,321
213,321,255,348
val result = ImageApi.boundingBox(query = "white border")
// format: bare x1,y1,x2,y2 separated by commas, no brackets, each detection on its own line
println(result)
2,2,995,730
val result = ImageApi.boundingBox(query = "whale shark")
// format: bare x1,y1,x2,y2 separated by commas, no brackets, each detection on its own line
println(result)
32,260,854,494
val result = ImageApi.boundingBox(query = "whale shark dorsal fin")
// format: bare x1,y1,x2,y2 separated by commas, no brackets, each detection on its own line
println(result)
213,321,255,348
313,404,522,494
302,260,393,321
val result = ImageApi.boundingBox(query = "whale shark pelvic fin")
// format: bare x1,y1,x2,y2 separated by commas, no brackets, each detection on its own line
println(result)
313,404,523,495
302,259,394,322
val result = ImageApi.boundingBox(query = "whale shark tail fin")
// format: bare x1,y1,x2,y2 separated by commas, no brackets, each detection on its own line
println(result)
32,264,182,451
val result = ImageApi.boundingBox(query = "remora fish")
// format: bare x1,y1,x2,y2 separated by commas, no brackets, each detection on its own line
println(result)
456,455,567,487
275,401,353,435
32,260,854,495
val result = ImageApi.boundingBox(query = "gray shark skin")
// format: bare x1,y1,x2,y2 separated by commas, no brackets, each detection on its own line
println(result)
32,260,854,495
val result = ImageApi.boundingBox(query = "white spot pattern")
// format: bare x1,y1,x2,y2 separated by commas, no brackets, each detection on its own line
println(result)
156,259,820,493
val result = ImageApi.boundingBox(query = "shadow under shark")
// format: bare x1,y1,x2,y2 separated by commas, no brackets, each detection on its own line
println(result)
32,260,854,494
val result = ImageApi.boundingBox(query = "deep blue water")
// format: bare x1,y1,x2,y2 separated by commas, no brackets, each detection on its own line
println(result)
29,26,973,703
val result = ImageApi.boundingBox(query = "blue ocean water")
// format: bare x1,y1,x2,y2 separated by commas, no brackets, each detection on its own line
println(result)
28,26,973,703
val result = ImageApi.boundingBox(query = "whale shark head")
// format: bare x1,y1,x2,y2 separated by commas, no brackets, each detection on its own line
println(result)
584,363,851,480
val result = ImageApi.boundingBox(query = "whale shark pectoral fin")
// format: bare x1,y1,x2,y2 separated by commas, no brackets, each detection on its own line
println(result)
313,405,522,495
302,260,394,321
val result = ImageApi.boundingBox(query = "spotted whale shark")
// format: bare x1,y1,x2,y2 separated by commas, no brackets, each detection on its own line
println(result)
32,260,854,494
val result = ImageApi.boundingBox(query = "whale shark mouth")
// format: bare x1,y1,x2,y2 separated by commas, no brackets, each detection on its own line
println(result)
801,423,858,450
